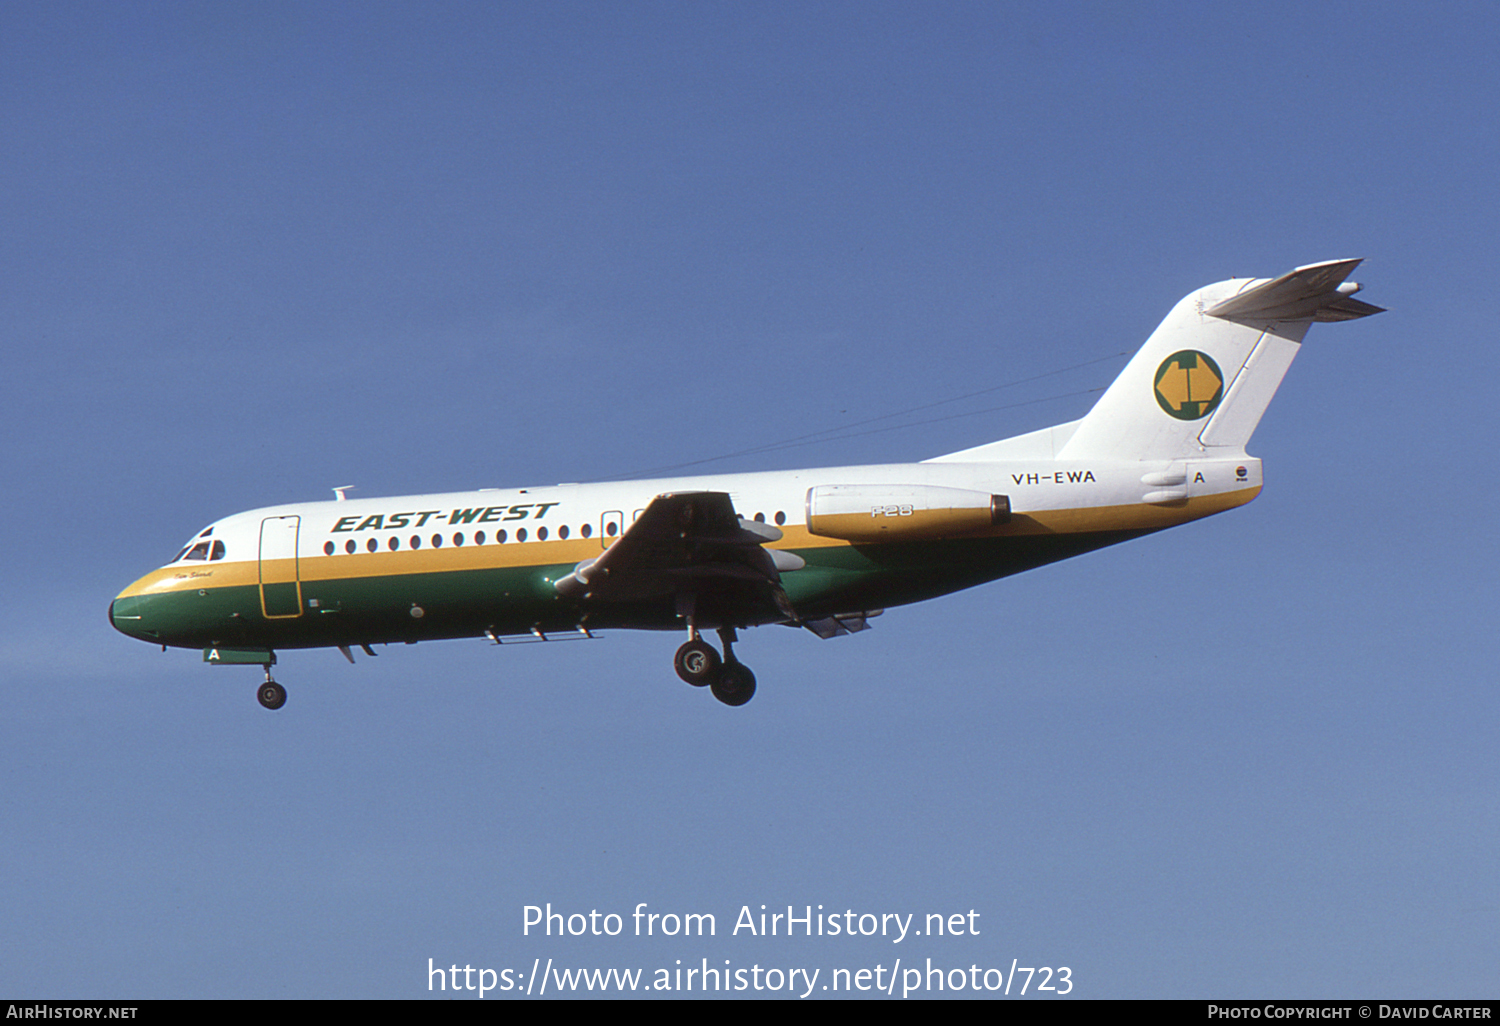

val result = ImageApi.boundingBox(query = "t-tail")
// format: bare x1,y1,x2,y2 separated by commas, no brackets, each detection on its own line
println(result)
1055,259,1383,462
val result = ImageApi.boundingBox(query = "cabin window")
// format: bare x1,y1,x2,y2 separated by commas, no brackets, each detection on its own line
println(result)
581,523,592,539
345,540,357,554
410,535,421,549
775,511,786,526
324,541,335,556
453,532,465,546
367,538,378,553
475,531,485,545
388,537,400,551
755,512,765,522
517,528,528,542
558,525,569,539
537,526,548,541
496,530,507,543
431,534,443,548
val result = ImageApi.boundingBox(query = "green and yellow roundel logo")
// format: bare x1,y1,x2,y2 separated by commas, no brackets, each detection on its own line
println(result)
1154,350,1224,420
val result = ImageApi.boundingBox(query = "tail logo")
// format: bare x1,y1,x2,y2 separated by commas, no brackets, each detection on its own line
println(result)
1154,350,1224,420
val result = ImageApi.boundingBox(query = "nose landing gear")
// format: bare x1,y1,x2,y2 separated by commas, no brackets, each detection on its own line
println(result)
257,666,286,710
257,681,286,710
673,626,757,706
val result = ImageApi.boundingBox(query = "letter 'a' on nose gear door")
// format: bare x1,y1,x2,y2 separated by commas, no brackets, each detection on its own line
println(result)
258,516,303,618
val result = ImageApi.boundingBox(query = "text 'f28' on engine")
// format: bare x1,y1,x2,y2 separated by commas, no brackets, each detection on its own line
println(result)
805,484,1010,543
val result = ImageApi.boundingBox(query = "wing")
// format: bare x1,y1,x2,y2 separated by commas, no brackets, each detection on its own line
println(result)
554,491,804,626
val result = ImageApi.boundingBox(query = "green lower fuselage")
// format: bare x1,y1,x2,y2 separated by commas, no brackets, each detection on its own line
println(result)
111,528,1148,652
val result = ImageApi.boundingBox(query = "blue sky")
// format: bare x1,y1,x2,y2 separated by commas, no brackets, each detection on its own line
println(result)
2,1,1496,999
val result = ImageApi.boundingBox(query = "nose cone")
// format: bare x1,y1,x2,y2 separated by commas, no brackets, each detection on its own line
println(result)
109,592,159,643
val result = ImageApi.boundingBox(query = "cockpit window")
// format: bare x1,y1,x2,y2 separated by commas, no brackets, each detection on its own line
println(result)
174,538,227,562
172,526,220,564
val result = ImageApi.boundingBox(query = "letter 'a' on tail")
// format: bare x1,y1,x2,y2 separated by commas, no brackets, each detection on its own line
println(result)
1055,259,1383,462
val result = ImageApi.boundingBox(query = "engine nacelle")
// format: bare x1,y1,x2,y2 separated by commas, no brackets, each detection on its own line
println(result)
805,484,1010,543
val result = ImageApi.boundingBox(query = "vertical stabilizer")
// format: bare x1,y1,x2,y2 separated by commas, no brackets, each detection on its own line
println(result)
1056,259,1380,461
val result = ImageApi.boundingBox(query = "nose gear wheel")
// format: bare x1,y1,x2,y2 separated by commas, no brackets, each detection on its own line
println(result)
257,680,287,710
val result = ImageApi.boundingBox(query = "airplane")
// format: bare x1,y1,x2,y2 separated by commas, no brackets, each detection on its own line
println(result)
110,259,1382,710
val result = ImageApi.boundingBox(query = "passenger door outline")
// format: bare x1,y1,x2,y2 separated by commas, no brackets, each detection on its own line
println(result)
258,516,303,618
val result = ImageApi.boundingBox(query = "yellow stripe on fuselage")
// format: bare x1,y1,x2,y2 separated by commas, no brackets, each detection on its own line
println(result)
116,487,1259,600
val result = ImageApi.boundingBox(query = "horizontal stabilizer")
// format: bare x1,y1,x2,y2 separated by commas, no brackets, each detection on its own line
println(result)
1312,295,1386,321
1206,258,1384,323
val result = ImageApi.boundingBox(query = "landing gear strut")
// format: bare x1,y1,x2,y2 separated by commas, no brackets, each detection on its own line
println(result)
257,666,286,710
672,625,757,706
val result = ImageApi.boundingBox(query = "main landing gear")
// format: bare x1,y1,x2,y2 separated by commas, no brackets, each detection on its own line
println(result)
257,666,287,710
674,626,756,707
